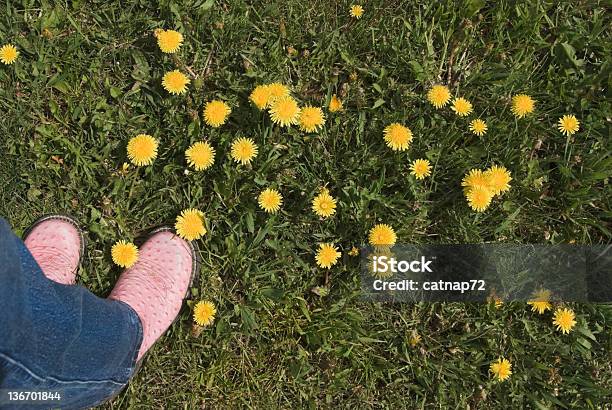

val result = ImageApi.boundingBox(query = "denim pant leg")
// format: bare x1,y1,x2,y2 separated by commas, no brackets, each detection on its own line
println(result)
0,218,143,409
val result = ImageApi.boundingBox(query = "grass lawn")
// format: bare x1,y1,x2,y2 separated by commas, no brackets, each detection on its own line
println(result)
1,0,611,408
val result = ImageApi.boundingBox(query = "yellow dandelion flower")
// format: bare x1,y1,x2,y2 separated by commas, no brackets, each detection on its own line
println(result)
469,119,487,136
249,85,272,110
553,308,577,334
266,82,290,103
409,332,421,347
231,137,258,165
127,134,159,166
193,300,216,327
487,288,503,308
349,5,364,18
0,44,19,65
269,96,301,127
162,70,190,95
466,186,492,212
185,141,215,171
156,29,183,53
312,189,337,218
511,94,535,118
490,358,512,382
451,97,473,117
527,289,553,315
461,169,489,191
299,106,325,133
203,100,231,127
484,165,512,196
489,294,504,308
383,123,413,151
329,94,344,112
117,162,130,176
315,243,341,269
557,115,580,136
427,85,451,108
111,240,139,268
258,188,283,213
348,246,359,256
368,224,397,247
410,159,432,180
175,208,207,241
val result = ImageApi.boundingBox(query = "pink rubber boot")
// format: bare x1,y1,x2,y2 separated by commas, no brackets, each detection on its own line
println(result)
24,215,85,285
109,229,197,361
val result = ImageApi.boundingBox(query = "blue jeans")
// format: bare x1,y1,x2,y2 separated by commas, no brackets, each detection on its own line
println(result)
0,218,143,409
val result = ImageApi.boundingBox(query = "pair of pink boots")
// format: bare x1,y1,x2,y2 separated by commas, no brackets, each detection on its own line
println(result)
23,216,196,362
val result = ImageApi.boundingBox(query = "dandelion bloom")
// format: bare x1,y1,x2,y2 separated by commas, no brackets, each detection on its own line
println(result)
490,358,512,382
0,44,19,65
155,29,183,53
466,186,492,212
312,189,337,218
410,159,431,180
315,243,341,269
488,294,503,308
383,123,413,151
299,106,325,132
349,5,364,18
469,119,487,136
484,165,512,196
348,246,359,256
461,169,489,191
111,240,139,268
193,300,216,327
162,70,190,95
269,96,300,127
266,82,290,102
553,307,576,334
527,289,552,314
231,137,258,165
558,115,580,136
249,85,272,110
368,224,397,247
127,134,158,166
511,94,535,118
175,208,206,241
427,85,451,108
203,100,231,127
258,188,283,213
185,141,215,171
118,162,130,176
409,332,421,347
328,95,343,112
451,97,473,116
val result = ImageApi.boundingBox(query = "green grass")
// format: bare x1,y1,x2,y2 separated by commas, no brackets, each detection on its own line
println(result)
1,0,611,408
